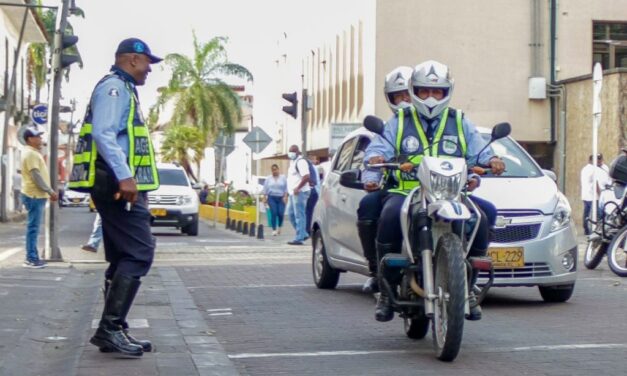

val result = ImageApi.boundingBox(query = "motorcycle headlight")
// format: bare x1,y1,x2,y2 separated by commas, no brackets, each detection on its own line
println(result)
177,195,193,205
550,192,571,232
429,172,462,201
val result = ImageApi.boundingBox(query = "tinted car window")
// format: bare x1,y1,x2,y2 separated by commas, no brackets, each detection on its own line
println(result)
480,136,543,178
334,138,357,172
158,169,189,186
351,136,371,170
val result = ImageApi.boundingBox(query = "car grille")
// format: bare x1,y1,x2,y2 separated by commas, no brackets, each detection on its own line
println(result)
494,224,542,243
148,195,178,205
479,262,553,279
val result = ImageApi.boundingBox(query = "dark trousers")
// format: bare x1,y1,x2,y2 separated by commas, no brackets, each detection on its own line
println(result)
93,193,155,279
306,188,319,235
582,200,592,235
357,190,386,221
377,193,406,246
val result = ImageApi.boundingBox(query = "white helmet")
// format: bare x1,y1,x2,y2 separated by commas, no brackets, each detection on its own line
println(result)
384,66,413,112
409,60,454,119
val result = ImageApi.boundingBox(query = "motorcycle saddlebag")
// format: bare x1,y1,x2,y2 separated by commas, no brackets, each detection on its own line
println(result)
610,155,627,184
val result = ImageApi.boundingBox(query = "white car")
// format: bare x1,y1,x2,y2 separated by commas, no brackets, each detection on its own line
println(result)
148,163,200,235
312,127,577,303
61,185,90,207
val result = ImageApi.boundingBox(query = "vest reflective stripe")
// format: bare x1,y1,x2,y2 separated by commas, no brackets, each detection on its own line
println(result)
389,107,467,195
69,76,159,192
126,87,159,190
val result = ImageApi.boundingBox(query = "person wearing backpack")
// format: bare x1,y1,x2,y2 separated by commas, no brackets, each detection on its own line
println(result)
305,154,321,236
286,145,311,245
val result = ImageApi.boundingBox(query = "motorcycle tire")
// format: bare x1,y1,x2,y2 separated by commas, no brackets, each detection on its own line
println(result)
583,237,607,270
404,316,429,340
432,233,466,362
607,225,627,277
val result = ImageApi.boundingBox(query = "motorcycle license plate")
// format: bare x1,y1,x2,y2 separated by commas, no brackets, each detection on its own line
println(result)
150,208,167,217
487,247,524,268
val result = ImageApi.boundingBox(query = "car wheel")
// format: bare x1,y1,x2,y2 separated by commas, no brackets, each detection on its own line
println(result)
182,219,199,236
538,283,575,303
312,229,339,289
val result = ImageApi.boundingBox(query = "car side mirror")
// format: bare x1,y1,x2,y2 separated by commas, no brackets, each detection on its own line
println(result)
363,115,385,135
542,169,557,182
491,122,511,141
339,169,364,189
191,183,202,190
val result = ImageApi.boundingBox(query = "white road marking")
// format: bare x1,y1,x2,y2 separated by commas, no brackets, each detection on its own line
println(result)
228,343,627,359
188,283,363,290
0,247,22,262
209,312,233,316
207,308,232,312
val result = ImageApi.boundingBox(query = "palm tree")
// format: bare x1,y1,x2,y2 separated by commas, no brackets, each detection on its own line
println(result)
149,32,253,143
160,124,206,182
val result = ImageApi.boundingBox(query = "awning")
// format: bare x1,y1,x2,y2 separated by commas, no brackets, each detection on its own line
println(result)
0,0,47,44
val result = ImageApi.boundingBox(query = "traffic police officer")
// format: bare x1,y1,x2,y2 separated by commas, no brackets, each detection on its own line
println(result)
358,66,412,294
69,38,162,357
362,60,505,322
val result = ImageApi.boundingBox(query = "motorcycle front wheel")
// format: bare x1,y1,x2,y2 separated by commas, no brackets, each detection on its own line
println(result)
584,237,607,270
432,233,466,362
607,225,627,277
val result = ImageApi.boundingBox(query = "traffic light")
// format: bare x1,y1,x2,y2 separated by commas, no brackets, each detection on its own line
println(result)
59,34,81,69
282,92,298,119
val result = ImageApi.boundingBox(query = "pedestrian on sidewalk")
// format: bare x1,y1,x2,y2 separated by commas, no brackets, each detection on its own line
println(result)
580,153,609,235
286,145,311,245
20,127,58,269
262,164,287,236
69,38,162,358
81,213,102,253
12,169,22,212
305,154,321,236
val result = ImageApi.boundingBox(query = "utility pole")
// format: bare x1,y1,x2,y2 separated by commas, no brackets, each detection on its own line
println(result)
45,0,79,261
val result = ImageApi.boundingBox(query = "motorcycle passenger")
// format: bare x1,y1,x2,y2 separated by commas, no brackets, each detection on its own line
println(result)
358,66,413,294
362,60,505,322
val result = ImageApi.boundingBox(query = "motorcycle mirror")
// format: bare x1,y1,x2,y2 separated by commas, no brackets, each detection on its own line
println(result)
363,115,385,135
491,122,511,141
339,169,364,189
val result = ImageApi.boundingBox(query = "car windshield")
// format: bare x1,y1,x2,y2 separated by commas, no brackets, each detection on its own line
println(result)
158,169,189,186
479,135,543,178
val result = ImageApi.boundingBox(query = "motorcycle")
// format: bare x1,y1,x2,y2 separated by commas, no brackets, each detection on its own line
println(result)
585,154,627,276
341,116,510,361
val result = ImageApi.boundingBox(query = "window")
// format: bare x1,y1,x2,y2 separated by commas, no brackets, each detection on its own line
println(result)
333,137,356,172
593,22,627,69
158,169,189,186
350,136,371,170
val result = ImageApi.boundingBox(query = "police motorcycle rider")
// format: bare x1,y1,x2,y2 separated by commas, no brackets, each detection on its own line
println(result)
358,66,413,294
362,60,505,322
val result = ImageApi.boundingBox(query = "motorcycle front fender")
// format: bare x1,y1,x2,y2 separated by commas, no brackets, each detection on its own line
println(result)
427,200,471,221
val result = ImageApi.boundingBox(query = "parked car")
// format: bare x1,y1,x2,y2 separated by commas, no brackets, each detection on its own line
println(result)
311,126,577,302
61,185,90,207
148,163,200,236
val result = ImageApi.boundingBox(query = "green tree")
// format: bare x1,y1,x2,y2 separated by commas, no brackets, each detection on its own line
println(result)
149,33,253,143
160,124,206,182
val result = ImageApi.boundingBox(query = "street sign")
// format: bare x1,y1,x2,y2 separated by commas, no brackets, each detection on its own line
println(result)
31,103,48,125
242,126,272,154
214,132,236,157
329,123,361,154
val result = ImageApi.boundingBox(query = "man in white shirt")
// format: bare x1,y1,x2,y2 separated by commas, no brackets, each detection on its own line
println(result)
581,154,609,235
286,145,311,245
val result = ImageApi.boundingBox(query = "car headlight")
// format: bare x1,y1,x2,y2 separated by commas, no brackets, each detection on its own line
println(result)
550,192,571,232
429,172,462,201
177,195,193,205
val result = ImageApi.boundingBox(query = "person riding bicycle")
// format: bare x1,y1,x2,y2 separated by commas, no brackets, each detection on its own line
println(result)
357,66,413,294
362,60,505,322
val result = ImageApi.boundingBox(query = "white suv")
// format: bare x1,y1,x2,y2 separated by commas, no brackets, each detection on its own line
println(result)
148,163,200,235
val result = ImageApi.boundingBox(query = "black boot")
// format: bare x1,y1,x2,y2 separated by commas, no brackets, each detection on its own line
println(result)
374,242,398,322
466,268,482,321
90,275,143,357
358,220,379,293
99,279,152,353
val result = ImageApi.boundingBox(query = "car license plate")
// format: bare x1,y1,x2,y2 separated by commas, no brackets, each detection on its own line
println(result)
72,198,80,203
150,208,167,217
487,247,525,268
